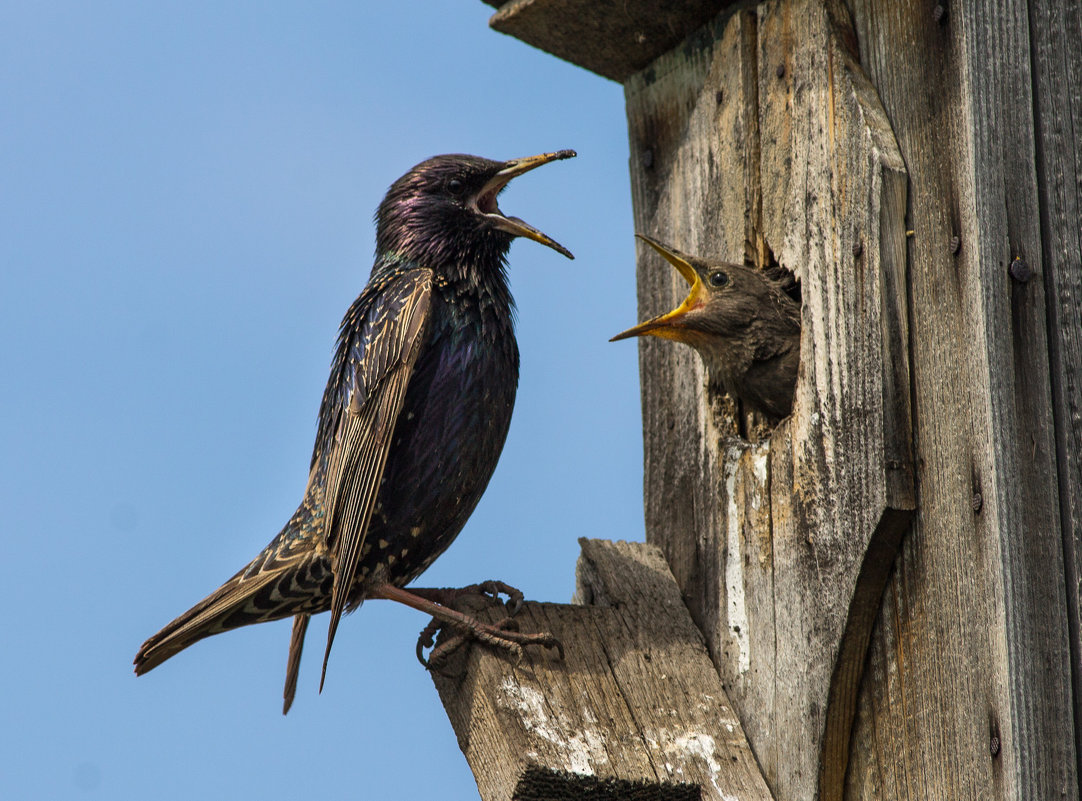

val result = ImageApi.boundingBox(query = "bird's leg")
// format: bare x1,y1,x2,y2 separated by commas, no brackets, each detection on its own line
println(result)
369,583,563,670
406,579,525,615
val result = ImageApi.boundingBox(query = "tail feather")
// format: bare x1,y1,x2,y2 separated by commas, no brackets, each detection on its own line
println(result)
282,614,311,714
133,550,332,676
134,569,278,675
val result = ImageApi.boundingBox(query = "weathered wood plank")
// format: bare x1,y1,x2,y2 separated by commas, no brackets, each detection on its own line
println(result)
481,0,737,83
624,5,745,673
626,3,914,799
843,1,1078,797
1028,0,1082,781
430,540,773,801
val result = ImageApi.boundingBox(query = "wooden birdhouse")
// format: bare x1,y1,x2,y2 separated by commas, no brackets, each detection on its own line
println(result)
433,2,1082,798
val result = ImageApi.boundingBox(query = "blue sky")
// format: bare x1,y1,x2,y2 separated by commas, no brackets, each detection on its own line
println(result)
1,2,644,798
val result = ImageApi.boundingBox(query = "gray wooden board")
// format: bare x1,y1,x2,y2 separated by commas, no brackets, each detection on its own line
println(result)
1028,0,1082,781
624,2,914,799
430,540,773,801
843,1,1078,797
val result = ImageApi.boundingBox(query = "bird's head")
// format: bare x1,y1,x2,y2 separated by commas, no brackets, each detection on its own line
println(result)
375,152,576,269
610,234,785,349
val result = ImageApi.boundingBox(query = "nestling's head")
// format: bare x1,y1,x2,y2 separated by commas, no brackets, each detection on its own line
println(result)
611,234,792,348
376,151,576,268
611,234,801,419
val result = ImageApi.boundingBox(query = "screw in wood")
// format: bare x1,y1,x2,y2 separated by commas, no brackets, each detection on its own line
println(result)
933,3,947,23
1009,256,1032,282
990,735,1001,758
971,492,983,513
950,235,960,254
852,240,863,258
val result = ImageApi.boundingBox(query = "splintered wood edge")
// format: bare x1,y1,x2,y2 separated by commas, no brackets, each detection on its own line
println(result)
430,539,773,801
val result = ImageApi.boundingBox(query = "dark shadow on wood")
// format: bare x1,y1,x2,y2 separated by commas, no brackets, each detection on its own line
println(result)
514,766,701,801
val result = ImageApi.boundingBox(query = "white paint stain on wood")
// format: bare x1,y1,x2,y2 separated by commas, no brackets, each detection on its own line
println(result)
496,678,607,776
725,445,751,675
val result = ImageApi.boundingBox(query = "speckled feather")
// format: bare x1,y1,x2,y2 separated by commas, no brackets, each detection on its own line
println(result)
134,155,533,685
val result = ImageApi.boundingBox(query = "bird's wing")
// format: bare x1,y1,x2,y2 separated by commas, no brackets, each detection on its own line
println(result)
319,267,433,688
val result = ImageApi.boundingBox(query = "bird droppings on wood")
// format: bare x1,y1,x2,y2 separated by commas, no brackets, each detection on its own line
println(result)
725,445,752,676
432,541,774,801
497,678,609,776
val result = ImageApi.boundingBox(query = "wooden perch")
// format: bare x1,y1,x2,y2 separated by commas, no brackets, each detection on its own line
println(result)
430,539,774,801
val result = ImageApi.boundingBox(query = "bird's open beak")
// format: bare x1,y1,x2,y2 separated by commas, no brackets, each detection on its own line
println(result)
476,150,576,259
610,234,705,341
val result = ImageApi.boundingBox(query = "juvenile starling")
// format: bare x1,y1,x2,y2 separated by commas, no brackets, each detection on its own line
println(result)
135,151,575,710
612,234,800,419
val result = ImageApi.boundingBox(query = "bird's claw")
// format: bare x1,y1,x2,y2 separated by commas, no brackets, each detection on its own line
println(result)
414,612,564,672
415,617,443,667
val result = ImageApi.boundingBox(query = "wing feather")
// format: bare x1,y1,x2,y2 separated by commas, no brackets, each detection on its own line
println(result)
318,268,433,689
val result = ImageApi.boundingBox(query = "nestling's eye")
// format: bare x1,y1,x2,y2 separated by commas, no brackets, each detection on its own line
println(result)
447,178,465,196
709,270,730,287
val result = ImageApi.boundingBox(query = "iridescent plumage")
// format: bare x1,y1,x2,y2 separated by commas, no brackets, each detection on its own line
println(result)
135,152,575,709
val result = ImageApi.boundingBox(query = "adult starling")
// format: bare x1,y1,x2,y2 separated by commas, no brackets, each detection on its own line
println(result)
135,150,575,711
612,234,800,419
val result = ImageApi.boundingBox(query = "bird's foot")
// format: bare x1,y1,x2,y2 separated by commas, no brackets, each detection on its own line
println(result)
368,582,563,672
417,614,563,672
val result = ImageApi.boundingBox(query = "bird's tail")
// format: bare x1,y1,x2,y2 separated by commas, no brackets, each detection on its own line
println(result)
133,549,330,676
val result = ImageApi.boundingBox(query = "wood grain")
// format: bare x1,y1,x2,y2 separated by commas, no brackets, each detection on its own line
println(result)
844,1,1078,797
625,3,913,799
430,540,773,801
1027,0,1082,781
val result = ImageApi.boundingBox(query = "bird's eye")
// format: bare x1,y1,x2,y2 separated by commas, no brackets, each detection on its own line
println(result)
709,271,730,287
447,178,465,196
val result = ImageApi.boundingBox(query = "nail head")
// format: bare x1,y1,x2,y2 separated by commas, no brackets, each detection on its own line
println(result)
1009,257,1032,282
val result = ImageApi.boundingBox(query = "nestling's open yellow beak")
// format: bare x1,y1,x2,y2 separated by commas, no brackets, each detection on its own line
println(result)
610,234,706,341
